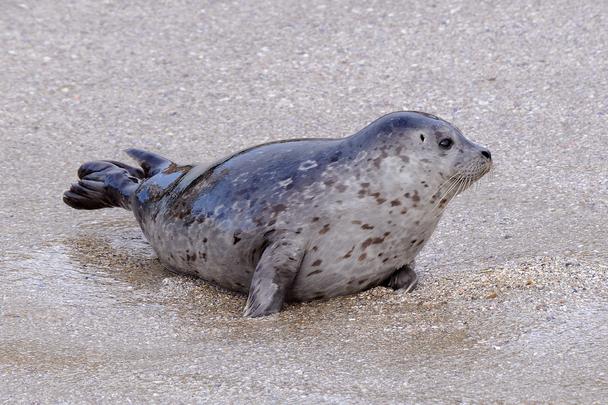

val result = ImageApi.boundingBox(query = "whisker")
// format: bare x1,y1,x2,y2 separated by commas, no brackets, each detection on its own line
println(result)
429,174,459,205
431,177,460,212
455,177,467,197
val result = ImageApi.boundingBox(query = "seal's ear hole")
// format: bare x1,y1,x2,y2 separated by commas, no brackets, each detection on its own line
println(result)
419,134,425,142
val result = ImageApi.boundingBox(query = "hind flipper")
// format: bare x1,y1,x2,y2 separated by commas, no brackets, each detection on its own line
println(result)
104,160,145,179
63,161,141,210
125,148,173,177
77,160,143,181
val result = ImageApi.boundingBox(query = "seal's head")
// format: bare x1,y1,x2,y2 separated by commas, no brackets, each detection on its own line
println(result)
352,111,492,203
406,112,492,193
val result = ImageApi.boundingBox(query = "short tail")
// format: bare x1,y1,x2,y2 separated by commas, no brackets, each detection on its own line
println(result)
63,149,172,210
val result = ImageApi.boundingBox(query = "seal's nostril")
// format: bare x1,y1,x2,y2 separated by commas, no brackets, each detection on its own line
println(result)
481,150,491,160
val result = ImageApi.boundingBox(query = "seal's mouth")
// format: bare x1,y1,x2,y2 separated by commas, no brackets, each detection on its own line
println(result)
435,157,492,204
451,157,493,195
426,150,492,216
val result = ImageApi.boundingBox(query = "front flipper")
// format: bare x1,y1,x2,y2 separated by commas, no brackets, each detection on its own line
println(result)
243,235,306,318
383,262,418,293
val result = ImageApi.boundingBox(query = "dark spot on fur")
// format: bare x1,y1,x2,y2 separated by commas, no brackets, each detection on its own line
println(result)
358,253,367,261
361,238,374,250
412,191,420,202
390,199,401,206
371,236,386,245
358,189,367,198
361,233,390,250
295,227,302,234
369,192,381,198
233,233,241,244
382,258,389,263
373,156,383,169
360,182,370,188
358,279,368,285
267,219,277,226
416,239,425,246
319,224,331,234
404,192,410,198
361,223,374,230
312,216,320,222
335,184,347,192
343,246,355,259
312,246,318,251
411,239,417,245
273,204,287,214
400,208,408,215
307,269,323,277
202,253,207,260
376,197,386,205
312,259,322,266
324,178,336,187
203,237,207,243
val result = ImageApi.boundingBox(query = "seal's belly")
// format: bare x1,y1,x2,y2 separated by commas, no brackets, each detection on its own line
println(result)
138,214,257,292
289,261,397,302
135,162,440,302
288,226,424,302
141,212,417,301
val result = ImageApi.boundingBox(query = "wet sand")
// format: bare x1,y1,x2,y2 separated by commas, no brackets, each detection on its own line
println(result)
1,0,607,403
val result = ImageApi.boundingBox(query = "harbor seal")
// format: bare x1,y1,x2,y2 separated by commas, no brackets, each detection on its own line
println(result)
63,111,492,317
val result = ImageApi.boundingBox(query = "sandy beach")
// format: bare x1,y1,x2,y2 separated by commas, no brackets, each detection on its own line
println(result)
1,0,607,402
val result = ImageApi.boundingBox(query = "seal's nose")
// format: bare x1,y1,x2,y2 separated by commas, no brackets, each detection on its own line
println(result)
480,150,492,160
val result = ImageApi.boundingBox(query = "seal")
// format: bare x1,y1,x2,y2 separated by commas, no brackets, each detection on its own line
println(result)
63,111,492,317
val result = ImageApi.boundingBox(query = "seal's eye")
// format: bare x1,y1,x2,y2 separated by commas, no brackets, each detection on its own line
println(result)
438,138,453,149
